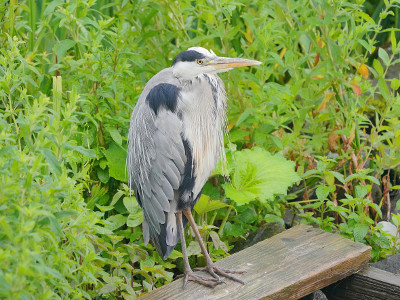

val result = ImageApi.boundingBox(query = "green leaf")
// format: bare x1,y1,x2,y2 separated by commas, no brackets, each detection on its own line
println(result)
390,78,400,91
104,142,127,181
43,0,64,16
106,215,126,231
194,195,229,215
223,148,300,205
127,212,143,227
54,39,76,59
397,199,400,210
64,143,96,158
264,214,284,225
373,59,383,76
354,185,369,199
316,185,330,200
186,241,201,256
209,231,228,252
107,127,123,146
123,197,140,213
353,223,369,242
99,283,117,294
39,148,61,175
378,77,390,100
378,48,390,66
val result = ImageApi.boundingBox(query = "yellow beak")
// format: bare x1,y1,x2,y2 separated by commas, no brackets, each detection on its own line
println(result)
207,57,262,70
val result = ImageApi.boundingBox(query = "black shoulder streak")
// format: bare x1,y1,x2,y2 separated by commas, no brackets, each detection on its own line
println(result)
178,137,196,210
146,83,180,115
172,50,205,66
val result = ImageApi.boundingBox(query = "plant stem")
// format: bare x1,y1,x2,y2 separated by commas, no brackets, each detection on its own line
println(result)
218,206,232,236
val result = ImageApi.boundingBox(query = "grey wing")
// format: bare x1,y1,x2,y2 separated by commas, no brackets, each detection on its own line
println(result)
127,104,186,257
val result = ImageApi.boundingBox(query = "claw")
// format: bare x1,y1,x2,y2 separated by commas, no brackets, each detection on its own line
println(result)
194,265,245,284
182,270,222,289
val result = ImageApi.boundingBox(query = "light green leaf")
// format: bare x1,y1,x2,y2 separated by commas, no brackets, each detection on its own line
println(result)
223,148,300,205
104,142,127,181
373,59,383,76
64,143,97,158
43,0,64,16
378,48,390,66
107,127,123,146
354,185,369,199
106,215,126,231
54,39,76,59
127,212,143,227
209,231,228,252
264,214,284,225
186,241,201,256
391,78,400,91
123,196,139,213
353,223,369,242
39,148,61,175
194,195,230,215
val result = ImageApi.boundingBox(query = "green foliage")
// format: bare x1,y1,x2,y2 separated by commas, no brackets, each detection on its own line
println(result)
1,0,400,298
224,147,300,205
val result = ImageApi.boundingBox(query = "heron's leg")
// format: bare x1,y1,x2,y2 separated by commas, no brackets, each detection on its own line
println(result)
176,211,221,289
183,209,245,284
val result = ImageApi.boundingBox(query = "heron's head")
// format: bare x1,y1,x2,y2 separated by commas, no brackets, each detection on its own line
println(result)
172,47,261,80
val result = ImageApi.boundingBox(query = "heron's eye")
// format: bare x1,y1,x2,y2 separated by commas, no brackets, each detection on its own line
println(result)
196,59,204,65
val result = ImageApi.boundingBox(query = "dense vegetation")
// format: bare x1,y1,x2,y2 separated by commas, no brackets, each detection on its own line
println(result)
1,0,400,298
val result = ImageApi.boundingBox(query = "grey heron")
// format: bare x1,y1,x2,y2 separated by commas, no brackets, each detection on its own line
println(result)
127,47,261,288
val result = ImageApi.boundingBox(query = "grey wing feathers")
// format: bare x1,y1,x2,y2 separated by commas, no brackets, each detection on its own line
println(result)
127,103,186,257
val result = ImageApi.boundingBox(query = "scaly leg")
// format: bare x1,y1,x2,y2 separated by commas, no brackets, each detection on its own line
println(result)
176,211,222,289
183,209,245,284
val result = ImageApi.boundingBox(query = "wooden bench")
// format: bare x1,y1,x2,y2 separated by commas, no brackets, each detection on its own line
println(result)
138,224,373,299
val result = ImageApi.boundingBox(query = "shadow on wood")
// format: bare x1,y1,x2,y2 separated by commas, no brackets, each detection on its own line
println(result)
138,224,371,300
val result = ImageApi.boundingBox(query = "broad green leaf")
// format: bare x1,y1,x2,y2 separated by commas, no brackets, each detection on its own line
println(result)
99,283,117,294
107,127,123,146
39,148,61,175
43,0,64,16
264,214,284,225
353,223,369,242
194,195,229,215
223,148,300,205
354,185,369,199
104,142,127,181
54,39,76,59
106,215,126,231
391,78,400,91
123,196,140,213
316,185,330,200
186,241,201,256
127,212,143,227
397,199,400,211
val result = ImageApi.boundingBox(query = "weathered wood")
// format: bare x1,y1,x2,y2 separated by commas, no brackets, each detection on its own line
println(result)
138,224,371,300
323,266,400,300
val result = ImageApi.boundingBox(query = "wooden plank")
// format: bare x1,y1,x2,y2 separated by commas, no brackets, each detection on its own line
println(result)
138,224,371,300
323,266,400,300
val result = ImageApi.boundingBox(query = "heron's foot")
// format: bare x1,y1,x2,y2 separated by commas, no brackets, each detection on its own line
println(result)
194,265,245,284
180,270,223,289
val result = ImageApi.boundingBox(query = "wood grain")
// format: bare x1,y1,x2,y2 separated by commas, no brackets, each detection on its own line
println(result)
138,224,371,300
323,266,400,300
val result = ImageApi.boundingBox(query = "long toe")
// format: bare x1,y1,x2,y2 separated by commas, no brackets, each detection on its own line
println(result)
183,271,223,289
195,265,245,284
